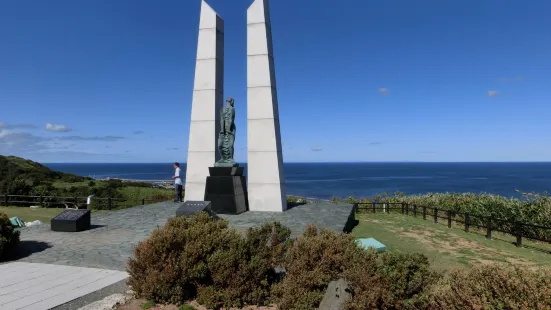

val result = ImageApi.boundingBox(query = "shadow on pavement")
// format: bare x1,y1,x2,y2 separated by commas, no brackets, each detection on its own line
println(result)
10,240,52,260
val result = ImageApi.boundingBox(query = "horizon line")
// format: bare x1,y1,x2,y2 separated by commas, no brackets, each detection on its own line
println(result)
42,161,551,164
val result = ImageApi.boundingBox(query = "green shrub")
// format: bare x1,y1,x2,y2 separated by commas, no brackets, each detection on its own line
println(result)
0,212,20,261
345,252,438,310
271,225,371,310
127,213,290,308
427,264,551,310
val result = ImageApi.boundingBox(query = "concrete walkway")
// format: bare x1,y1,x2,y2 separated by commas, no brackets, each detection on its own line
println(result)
0,262,128,310
14,201,181,271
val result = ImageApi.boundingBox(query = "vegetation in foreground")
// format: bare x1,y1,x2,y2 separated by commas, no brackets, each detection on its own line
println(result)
0,211,20,261
0,155,173,210
127,213,551,310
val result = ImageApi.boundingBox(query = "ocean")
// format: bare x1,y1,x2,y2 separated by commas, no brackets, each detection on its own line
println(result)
44,162,551,200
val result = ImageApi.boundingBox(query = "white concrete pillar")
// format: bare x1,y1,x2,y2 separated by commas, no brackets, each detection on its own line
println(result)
185,0,224,201
247,0,287,212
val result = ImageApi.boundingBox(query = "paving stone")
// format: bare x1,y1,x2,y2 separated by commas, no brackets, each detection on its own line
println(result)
13,201,354,271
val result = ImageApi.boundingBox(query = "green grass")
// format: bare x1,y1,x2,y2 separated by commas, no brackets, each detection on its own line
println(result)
0,206,103,224
52,180,97,189
352,213,551,270
118,186,173,200
141,301,156,309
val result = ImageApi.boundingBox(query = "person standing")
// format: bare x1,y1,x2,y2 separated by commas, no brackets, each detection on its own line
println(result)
172,162,183,202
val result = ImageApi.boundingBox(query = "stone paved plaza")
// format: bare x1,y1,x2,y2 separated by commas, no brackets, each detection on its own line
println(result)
11,201,354,271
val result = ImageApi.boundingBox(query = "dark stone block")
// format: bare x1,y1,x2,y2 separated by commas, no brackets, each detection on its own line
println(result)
51,210,91,232
208,166,244,176
204,167,249,215
175,201,218,219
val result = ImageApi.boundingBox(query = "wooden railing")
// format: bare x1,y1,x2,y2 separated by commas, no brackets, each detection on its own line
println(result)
354,202,551,248
0,194,169,210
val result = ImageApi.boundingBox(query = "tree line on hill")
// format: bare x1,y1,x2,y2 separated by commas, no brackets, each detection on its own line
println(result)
0,155,161,204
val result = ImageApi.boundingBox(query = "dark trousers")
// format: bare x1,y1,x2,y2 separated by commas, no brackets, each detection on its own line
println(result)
175,184,183,202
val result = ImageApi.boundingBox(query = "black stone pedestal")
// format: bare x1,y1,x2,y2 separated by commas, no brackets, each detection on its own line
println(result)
51,210,91,232
204,167,249,215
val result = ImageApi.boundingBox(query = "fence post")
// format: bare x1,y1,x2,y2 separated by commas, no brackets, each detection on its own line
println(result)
434,208,438,224
422,206,427,220
372,202,376,213
486,218,492,239
74,196,78,208
413,204,417,217
4,194,8,207
39,194,44,207
464,213,470,232
406,203,409,216
108,195,112,210
142,198,145,205
401,203,405,214
515,222,522,248
447,211,452,228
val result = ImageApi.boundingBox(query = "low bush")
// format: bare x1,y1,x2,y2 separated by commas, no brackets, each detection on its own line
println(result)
345,252,438,310
427,264,551,310
270,225,371,310
127,213,290,308
0,212,20,261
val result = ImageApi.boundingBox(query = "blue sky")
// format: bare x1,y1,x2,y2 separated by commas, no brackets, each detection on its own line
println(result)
0,0,550,163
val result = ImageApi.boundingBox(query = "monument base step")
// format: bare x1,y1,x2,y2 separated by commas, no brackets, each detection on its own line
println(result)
204,167,249,215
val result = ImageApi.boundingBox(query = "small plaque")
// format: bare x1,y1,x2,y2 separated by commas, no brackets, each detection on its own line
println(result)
356,238,387,253
51,210,91,232
53,210,89,221
176,201,217,219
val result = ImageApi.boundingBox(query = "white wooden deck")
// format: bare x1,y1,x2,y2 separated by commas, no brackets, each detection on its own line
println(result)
0,262,128,310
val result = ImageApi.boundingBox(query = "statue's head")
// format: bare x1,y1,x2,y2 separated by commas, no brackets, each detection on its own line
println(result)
226,97,234,107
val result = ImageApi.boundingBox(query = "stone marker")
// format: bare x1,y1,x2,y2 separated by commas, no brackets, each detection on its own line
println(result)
51,209,91,232
318,278,351,310
175,201,218,219
356,237,387,252
247,0,287,212
184,0,225,201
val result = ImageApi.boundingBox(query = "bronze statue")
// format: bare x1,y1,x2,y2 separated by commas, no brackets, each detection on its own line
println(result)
215,97,238,167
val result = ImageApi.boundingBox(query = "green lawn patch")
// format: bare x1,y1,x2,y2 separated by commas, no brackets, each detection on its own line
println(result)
352,213,551,270
0,206,103,224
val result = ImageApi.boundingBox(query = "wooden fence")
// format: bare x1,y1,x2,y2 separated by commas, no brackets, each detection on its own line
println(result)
0,194,167,210
354,202,551,248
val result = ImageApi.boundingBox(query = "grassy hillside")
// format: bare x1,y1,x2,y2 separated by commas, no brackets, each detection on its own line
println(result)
0,155,173,209
0,155,89,195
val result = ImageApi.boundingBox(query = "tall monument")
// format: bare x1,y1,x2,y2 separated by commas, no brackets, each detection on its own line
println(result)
184,1,225,201
247,0,287,212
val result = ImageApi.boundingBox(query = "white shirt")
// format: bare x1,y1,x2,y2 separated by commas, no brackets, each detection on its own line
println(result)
174,167,182,185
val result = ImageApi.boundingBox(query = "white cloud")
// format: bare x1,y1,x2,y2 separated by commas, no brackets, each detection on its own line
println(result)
0,130,48,152
379,88,389,95
46,123,72,132
0,122,37,129
488,90,498,97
